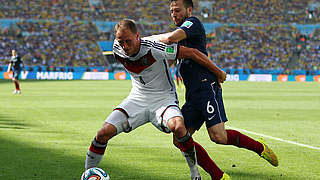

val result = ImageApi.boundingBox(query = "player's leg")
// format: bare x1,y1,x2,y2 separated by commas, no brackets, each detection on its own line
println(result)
206,85,278,167
180,102,225,180
14,79,21,93
12,70,21,94
209,124,279,167
167,116,201,180
176,77,180,87
207,122,264,151
85,122,116,170
156,105,200,180
173,133,227,180
85,109,129,169
207,123,278,166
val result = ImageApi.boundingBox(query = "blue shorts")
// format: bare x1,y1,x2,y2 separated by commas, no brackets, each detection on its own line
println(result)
182,80,228,130
12,69,21,80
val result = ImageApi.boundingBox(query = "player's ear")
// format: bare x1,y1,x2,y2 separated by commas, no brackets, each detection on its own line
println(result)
187,7,192,16
136,32,140,39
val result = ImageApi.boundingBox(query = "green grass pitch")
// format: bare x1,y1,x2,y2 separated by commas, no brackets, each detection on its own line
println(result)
0,80,319,180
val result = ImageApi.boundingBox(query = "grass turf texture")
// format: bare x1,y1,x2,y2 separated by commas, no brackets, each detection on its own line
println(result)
0,80,319,180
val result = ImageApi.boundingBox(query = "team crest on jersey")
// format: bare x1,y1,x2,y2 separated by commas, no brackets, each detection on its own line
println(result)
181,21,193,28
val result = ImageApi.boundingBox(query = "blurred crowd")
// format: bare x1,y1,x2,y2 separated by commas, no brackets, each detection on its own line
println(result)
0,0,319,74
0,20,172,68
0,20,105,68
201,0,319,24
1,0,318,24
298,31,320,74
207,24,319,74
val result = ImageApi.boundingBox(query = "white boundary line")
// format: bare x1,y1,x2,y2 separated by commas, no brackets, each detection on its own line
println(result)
226,126,320,151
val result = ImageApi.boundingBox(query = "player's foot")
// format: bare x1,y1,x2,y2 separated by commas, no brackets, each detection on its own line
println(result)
258,139,279,167
189,164,201,180
13,90,21,94
191,177,202,180
190,169,201,180
220,173,231,180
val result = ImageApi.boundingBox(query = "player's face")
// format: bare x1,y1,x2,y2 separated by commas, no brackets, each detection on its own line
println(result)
170,0,189,27
115,28,140,56
12,50,16,56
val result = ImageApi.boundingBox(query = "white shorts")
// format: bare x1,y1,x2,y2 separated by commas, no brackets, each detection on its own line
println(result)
105,95,182,134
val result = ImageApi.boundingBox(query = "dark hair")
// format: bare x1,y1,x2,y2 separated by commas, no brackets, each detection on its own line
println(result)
170,0,193,8
115,19,137,34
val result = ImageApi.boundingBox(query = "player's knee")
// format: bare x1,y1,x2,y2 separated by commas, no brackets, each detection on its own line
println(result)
167,116,186,135
209,132,227,144
175,121,185,134
96,123,117,143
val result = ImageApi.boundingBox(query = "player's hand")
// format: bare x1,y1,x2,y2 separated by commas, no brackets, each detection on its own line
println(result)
159,37,173,45
218,70,227,84
216,70,226,89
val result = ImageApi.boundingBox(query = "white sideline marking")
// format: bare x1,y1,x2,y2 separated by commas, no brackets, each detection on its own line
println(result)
226,126,320,151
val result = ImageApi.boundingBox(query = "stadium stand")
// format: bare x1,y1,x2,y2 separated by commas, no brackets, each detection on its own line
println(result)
207,25,298,73
0,0,319,74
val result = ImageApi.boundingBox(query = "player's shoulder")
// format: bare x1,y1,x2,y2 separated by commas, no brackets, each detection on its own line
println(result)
113,39,121,50
141,36,167,52
181,16,202,28
142,36,159,42
112,39,127,58
141,36,165,46
142,36,178,60
187,16,202,23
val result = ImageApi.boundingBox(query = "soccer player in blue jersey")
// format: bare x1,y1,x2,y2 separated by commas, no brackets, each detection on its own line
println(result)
7,49,25,94
154,0,279,179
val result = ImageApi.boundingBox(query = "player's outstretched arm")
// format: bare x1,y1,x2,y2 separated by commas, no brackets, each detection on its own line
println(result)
178,45,226,84
150,29,187,44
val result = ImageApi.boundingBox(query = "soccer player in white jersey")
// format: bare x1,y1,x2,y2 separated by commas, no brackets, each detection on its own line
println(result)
85,19,226,180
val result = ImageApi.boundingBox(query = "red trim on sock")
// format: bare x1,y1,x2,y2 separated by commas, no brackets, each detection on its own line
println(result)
89,143,106,155
194,142,223,180
226,129,264,154
177,137,195,152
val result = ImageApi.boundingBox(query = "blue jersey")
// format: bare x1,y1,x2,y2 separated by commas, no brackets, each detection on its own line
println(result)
9,55,22,71
178,16,217,100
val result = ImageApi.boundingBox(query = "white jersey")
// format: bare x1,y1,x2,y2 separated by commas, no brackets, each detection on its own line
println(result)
113,36,179,98
111,36,182,133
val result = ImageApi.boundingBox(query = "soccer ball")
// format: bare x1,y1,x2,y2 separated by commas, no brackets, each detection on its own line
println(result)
81,167,110,180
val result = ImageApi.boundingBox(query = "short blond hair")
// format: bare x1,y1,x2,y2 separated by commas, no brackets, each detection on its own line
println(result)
115,19,137,34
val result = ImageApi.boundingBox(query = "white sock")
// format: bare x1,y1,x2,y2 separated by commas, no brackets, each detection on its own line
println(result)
85,150,103,170
181,146,201,179
85,138,107,170
177,133,201,179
